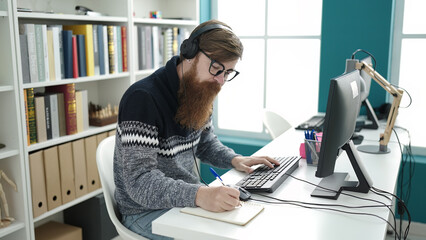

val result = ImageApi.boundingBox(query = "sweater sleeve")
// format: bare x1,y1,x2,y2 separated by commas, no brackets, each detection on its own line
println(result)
195,119,241,169
115,90,201,212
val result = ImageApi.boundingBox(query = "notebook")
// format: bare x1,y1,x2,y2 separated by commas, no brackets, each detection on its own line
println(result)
180,201,264,226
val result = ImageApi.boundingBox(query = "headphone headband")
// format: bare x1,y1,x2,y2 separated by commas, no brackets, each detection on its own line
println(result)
180,23,231,59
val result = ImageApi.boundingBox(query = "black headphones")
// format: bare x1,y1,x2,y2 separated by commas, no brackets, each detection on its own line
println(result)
180,23,231,59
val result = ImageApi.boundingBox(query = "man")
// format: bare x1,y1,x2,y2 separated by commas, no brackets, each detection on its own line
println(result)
114,20,278,239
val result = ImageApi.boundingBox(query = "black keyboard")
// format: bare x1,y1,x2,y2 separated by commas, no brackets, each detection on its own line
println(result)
295,115,324,131
236,156,300,193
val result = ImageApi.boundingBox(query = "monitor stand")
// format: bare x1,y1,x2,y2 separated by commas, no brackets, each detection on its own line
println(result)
311,141,373,200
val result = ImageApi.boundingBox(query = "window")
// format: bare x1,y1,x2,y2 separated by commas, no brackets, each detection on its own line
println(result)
390,0,426,143
212,0,323,139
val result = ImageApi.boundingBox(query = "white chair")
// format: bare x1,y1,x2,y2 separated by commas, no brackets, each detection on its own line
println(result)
96,136,148,240
263,109,292,139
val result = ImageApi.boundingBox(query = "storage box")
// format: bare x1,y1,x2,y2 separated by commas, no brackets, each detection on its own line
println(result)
35,221,82,240
64,194,118,240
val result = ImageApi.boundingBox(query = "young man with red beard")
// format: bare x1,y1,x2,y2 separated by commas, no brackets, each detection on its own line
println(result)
114,20,278,239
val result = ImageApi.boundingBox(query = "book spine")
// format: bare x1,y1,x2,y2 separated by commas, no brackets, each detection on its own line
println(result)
42,25,50,81
34,24,46,82
49,94,60,139
46,29,56,81
121,26,128,72
72,36,79,78
116,26,122,73
77,34,87,77
97,25,105,75
62,30,73,79
56,93,66,136
44,94,52,140
133,25,138,70
75,90,84,133
51,26,62,80
24,89,30,145
22,24,39,82
19,34,31,83
26,88,37,144
57,26,65,79
34,95,47,142
103,26,109,75
63,24,94,76
107,25,115,74
92,24,100,75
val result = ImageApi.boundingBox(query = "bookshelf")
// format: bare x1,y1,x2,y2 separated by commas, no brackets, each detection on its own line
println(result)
0,0,199,239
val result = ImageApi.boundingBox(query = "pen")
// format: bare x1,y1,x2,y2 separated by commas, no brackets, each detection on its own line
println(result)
209,167,225,186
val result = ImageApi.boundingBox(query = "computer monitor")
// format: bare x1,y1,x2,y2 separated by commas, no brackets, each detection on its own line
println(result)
311,70,373,200
346,56,379,130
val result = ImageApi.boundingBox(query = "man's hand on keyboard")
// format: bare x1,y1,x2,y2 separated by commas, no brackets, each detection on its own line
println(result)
231,156,280,174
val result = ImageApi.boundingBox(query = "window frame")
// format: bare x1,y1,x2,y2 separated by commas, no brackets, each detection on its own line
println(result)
211,0,322,140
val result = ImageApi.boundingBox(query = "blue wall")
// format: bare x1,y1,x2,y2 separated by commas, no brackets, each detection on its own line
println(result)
318,0,393,112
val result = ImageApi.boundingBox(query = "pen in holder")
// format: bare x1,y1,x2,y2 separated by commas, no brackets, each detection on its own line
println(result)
304,139,321,165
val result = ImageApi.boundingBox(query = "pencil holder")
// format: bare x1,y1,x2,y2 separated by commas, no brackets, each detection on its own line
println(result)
304,139,321,165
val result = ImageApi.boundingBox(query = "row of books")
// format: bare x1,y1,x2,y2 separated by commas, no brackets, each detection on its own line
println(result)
24,84,90,145
29,131,114,218
19,23,128,83
134,25,189,71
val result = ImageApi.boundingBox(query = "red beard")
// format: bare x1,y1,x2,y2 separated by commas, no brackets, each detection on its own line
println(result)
175,60,221,130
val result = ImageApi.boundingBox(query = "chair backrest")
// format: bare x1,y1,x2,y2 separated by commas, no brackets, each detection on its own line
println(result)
263,109,292,139
96,135,147,240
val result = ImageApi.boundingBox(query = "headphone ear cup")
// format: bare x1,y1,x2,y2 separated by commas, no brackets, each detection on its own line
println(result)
180,38,199,59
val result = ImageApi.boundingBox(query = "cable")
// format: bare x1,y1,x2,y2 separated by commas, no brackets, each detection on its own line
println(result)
351,49,377,70
280,173,403,239
191,141,209,186
249,194,400,239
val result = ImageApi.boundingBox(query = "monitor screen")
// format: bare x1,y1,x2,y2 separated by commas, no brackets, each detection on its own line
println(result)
312,70,372,200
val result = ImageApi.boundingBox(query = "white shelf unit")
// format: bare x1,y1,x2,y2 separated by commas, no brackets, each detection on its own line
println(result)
0,0,30,239
3,0,199,239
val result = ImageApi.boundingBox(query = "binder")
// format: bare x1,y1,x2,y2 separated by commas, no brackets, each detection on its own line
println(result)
42,146,63,210
72,139,88,198
85,135,101,192
29,150,48,217
58,142,76,203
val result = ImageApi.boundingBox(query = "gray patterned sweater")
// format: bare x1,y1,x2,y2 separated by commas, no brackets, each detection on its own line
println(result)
114,56,240,215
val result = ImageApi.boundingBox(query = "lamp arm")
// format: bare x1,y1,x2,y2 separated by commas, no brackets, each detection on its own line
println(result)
355,61,404,150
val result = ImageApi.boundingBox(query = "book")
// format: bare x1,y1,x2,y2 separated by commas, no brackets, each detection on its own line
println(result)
92,24,100,75
56,93,66,136
41,24,50,81
19,24,38,82
116,26,122,73
112,26,121,73
63,24,94,76
46,29,56,81
62,30,73,79
102,25,109,75
34,95,47,142
97,25,105,75
133,25,138,70
49,25,62,80
20,34,31,83
34,24,46,82
43,94,52,140
24,89,30,144
72,35,79,78
46,84,77,135
180,201,264,226
75,90,87,133
76,34,87,77
107,25,115,74
26,88,37,144
121,26,128,72
48,93,60,139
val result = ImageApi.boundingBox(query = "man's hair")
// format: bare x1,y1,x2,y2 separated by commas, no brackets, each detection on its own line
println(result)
181,19,243,62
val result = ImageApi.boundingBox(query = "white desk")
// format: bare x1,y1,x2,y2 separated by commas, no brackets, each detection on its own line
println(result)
152,128,402,240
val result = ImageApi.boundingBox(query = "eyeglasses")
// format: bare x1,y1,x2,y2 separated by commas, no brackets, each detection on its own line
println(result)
200,49,240,82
